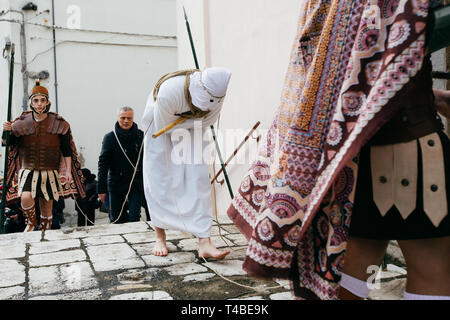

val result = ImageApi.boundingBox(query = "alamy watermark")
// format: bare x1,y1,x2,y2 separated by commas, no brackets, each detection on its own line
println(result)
66,5,81,29
166,120,265,166
366,263,407,290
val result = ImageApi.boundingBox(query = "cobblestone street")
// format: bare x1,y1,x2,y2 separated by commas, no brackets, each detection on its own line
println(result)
0,210,408,300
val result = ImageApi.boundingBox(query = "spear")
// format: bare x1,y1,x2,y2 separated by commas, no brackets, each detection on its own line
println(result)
0,43,16,231
183,6,234,199
211,121,261,185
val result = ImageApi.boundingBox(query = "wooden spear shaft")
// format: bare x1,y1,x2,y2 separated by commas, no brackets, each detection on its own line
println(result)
0,44,16,231
211,121,260,185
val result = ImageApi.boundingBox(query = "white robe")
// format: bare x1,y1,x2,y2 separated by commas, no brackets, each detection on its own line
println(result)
141,75,223,238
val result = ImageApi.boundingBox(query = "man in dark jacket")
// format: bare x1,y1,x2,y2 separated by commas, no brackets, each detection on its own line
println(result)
97,107,144,224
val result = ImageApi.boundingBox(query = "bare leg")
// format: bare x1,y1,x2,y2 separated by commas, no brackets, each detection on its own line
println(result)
198,237,230,260
21,191,34,208
38,198,53,230
398,236,450,296
152,227,168,256
21,192,37,232
339,236,389,300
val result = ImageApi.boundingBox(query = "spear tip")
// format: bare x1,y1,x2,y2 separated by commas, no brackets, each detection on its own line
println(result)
183,6,188,21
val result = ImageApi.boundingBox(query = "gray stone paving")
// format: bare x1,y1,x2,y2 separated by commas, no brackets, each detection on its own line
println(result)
0,209,408,300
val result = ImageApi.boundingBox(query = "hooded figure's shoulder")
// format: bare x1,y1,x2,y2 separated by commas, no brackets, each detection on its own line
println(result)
157,75,186,99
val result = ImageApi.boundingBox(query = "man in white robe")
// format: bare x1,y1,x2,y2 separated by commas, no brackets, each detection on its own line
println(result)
141,67,231,259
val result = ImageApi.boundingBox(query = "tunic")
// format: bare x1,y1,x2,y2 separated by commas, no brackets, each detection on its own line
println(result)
142,75,224,238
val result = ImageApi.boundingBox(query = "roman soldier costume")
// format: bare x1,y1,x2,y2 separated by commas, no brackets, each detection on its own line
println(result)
3,81,85,231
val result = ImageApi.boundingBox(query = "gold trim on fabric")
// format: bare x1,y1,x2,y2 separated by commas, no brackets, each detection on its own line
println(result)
370,144,394,216
419,133,448,227
296,1,339,131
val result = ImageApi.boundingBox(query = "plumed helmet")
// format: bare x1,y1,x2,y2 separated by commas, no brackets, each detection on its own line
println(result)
29,80,51,114
29,80,49,99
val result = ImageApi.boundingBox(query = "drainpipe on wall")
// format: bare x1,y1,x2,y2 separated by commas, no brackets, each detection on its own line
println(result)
51,0,59,113
19,12,28,111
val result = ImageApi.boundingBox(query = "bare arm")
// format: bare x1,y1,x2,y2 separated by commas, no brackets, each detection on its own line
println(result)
64,156,73,183
2,121,12,146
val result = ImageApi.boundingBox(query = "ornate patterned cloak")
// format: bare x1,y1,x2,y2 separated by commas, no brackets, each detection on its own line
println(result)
227,0,435,300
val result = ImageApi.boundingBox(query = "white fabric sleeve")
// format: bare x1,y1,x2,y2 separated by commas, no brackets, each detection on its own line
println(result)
201,101,223,127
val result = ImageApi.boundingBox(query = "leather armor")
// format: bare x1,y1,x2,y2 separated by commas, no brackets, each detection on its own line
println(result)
11,112,70,170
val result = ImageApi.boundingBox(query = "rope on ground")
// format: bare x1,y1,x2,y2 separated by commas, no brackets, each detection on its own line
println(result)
200,257,284,294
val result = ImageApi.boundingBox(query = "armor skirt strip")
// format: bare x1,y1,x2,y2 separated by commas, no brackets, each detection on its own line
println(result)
349,130,450,240
18,169,62,201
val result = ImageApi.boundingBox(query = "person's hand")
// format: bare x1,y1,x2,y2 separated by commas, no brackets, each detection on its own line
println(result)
98,193,106,203
3,121,12,131
65,169,73,184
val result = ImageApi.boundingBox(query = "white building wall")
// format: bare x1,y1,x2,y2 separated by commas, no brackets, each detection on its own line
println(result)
1,0,178,212
431,50,449,131
0,0,11,100
177,1,449,218
176,0,302,217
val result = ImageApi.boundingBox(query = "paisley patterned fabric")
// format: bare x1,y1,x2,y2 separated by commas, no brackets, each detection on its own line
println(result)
227,0,434,300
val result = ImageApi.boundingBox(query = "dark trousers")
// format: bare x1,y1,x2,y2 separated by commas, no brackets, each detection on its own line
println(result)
77,207,95,227
109,190,143,224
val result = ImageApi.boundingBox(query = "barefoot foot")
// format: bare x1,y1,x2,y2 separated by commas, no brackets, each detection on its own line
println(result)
198,238,230,260
152,239,168,256
152,227,168,256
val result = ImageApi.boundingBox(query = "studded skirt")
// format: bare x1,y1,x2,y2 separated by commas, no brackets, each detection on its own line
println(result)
349,130,450,240
18,169,63,201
